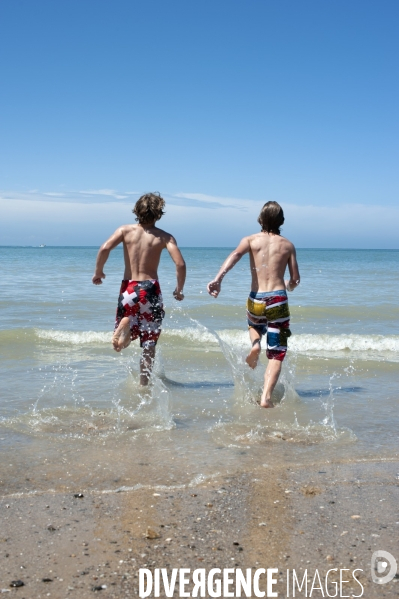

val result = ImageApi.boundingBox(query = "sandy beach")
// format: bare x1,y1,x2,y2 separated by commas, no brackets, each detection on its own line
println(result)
2,458,398,598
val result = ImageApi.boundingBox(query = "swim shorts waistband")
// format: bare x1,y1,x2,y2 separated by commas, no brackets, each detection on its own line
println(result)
121,279,159,284
249,289,287,299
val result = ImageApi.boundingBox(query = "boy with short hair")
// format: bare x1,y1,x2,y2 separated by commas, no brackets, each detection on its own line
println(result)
207,201,300,407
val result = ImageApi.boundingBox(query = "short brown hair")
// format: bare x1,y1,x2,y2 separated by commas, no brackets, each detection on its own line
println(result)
257,201,285,234
133,192,165,225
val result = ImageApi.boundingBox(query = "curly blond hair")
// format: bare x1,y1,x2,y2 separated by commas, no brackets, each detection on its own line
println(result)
133,192,166,225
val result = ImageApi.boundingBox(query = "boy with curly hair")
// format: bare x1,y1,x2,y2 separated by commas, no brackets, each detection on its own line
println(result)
93,192,186,385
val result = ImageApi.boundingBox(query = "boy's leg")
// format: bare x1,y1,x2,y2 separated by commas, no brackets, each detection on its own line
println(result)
260,315,290,407
140,344,156,386
260,358,282,408
137,280,164,385
112,317,132,352
245,327,262,369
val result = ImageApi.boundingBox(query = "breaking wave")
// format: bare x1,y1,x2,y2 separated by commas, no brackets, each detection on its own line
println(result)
35,329,111,344
32,327,399,356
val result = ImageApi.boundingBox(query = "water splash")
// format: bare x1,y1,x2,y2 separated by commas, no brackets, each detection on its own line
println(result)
167,305,356,447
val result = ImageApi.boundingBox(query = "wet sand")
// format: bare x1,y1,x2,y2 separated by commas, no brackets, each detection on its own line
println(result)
1,459,398,598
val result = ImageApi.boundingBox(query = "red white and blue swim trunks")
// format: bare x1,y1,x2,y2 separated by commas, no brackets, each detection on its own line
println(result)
115,279,165,348
246,289,291,361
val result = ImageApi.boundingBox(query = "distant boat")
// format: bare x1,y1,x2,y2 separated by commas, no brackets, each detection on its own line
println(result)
39,244,46,248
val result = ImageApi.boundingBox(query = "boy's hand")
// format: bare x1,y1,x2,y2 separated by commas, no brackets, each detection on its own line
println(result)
207,280,221,298
92,272,106,285
285,279,298,292
173,289,184,301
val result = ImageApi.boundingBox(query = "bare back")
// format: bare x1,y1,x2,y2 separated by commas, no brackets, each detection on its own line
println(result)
94,223,185,284
247,232,295,292
121,224,170,280
207,230,300,299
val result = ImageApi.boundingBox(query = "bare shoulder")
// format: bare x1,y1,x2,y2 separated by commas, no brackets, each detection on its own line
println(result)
119,224,138,235
153,226,177,245
231,235,251,253
247,232,265,247
279,234,296,252
248,232,262,241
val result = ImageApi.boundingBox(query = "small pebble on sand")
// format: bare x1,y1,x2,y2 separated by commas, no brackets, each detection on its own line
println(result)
9,581,24,588
144,527,160,539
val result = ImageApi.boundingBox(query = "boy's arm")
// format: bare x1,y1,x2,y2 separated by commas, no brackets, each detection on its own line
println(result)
285,245,300,291
165,235,186,301
92,228,124,285
207,237,250,298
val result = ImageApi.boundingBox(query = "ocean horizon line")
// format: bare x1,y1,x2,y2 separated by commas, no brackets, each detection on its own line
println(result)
1,245,398,251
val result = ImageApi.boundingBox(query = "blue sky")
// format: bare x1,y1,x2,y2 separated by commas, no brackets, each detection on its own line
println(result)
1,0,398,247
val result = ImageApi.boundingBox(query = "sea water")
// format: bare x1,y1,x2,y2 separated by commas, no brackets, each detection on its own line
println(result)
0,247,398,495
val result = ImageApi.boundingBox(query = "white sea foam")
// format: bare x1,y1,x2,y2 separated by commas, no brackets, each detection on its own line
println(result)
162,326,218,344
35,329,112,344
290,334,399,353
34,328,399,356
163,329,399,354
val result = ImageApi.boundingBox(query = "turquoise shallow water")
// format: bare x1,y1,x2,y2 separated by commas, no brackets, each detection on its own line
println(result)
0,247,398,495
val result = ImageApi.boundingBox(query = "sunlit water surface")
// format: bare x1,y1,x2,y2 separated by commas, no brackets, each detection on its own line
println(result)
0,247,398,495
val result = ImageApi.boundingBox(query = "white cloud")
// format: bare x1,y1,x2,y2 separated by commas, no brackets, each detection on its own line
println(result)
0,189,131,205
176,192,252,204
0,189,398,248
79,189,128,200
173,192,252,211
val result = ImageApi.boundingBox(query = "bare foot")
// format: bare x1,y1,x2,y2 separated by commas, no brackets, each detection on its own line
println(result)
260,397,274,408
245,344,261,369
112,317,132,352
